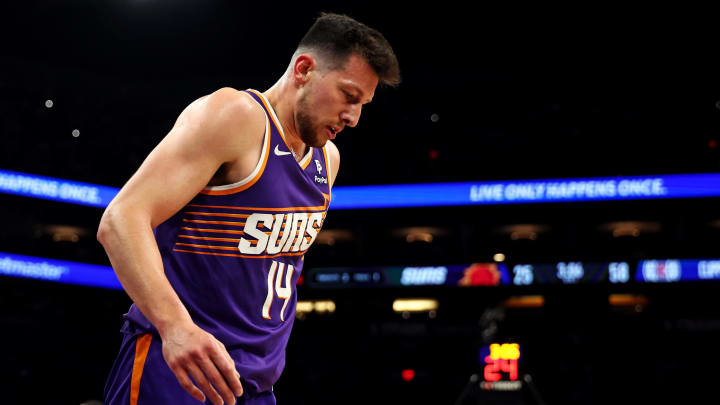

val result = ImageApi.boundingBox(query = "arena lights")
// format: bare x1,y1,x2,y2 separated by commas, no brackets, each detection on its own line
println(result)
608,294,649,307
392,299,438,312
4,169,720,209
401,369,416,382
503,295,544,308
295,300,336,320
296,300,336,313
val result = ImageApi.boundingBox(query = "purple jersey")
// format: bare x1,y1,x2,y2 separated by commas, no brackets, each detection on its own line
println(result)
124,89,332,393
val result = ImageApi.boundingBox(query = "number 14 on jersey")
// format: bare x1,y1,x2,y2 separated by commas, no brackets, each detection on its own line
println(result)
263,260,295,321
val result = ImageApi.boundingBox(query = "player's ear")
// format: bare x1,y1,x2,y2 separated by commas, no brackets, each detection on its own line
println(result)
293,54,316,86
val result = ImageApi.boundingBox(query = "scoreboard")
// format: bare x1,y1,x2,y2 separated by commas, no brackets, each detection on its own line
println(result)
510,261,631,285
637,259,720,282
1,251,720,290
305,259,720,289
307,263,511,288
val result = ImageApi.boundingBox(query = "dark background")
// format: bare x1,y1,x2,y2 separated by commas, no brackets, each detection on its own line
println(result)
1,1,719,404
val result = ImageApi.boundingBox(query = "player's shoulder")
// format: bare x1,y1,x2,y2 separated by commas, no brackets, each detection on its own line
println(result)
182,87,265,145
200,87,264,127
207,87,258,107
324,140,340,184
324,139,340,161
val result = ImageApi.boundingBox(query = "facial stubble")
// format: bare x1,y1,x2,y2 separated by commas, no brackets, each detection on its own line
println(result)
295,91,326,148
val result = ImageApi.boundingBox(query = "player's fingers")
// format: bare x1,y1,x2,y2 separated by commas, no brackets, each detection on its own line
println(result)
197,355,237,405
185,361,224,405
168,364,206,403
209,341,243,397
211,336,236,368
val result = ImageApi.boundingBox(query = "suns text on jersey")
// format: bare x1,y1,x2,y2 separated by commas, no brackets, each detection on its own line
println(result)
238,212,324,255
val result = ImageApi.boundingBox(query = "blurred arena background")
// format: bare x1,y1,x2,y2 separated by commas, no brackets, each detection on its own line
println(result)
1,1,719,404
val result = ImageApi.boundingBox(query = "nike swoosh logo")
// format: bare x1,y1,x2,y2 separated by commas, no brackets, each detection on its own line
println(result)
274,144,292,156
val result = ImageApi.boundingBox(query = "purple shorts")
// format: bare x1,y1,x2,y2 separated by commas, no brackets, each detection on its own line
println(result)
104,321,276,405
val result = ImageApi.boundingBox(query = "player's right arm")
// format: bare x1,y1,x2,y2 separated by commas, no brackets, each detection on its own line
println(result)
97,87,264,405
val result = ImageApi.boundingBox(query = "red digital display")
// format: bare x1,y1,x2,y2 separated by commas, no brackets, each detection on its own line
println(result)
483,343,520,382
484,356,518,381
480,343,523,391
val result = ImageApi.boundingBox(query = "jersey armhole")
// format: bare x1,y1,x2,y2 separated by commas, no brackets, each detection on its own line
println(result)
200,104,270,195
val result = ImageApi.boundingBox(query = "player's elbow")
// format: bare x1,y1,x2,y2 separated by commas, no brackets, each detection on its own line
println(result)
97,206,119,246
97,201,153,246
97,203,132,247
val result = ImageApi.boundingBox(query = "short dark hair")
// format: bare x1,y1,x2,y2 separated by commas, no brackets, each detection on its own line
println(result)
297,12,401,88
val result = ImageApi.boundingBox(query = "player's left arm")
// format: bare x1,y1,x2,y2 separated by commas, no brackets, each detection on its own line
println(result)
326,140,340,188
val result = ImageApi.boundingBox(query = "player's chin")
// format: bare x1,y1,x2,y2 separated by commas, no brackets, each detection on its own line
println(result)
311,131,329,148
313,138,329,148
300,130,326,148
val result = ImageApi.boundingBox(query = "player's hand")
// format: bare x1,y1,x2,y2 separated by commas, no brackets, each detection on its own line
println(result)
160,321,244,405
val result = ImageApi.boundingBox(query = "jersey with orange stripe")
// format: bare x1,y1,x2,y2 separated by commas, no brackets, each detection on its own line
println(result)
123,89,332,394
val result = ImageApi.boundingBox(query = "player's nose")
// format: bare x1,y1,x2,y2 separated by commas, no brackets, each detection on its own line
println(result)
341,105,361,128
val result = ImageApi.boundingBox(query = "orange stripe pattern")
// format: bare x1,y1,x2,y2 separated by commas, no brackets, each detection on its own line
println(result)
185,211,250,218
176,243,242,251
178,235,242,242
183,219,246,226
181,227,245,235
173,248,307,259
130,334,153,405
188,203,327,212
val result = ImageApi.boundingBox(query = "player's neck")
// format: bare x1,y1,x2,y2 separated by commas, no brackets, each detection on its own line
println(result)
263,82,307,161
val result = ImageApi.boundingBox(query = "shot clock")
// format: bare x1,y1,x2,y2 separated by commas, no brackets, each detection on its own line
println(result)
479,343,522,391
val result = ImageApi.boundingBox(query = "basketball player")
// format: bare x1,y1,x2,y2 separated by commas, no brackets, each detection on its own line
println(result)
98,13,400,405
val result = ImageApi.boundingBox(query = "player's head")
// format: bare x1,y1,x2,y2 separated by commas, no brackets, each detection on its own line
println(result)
289,12,400,147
